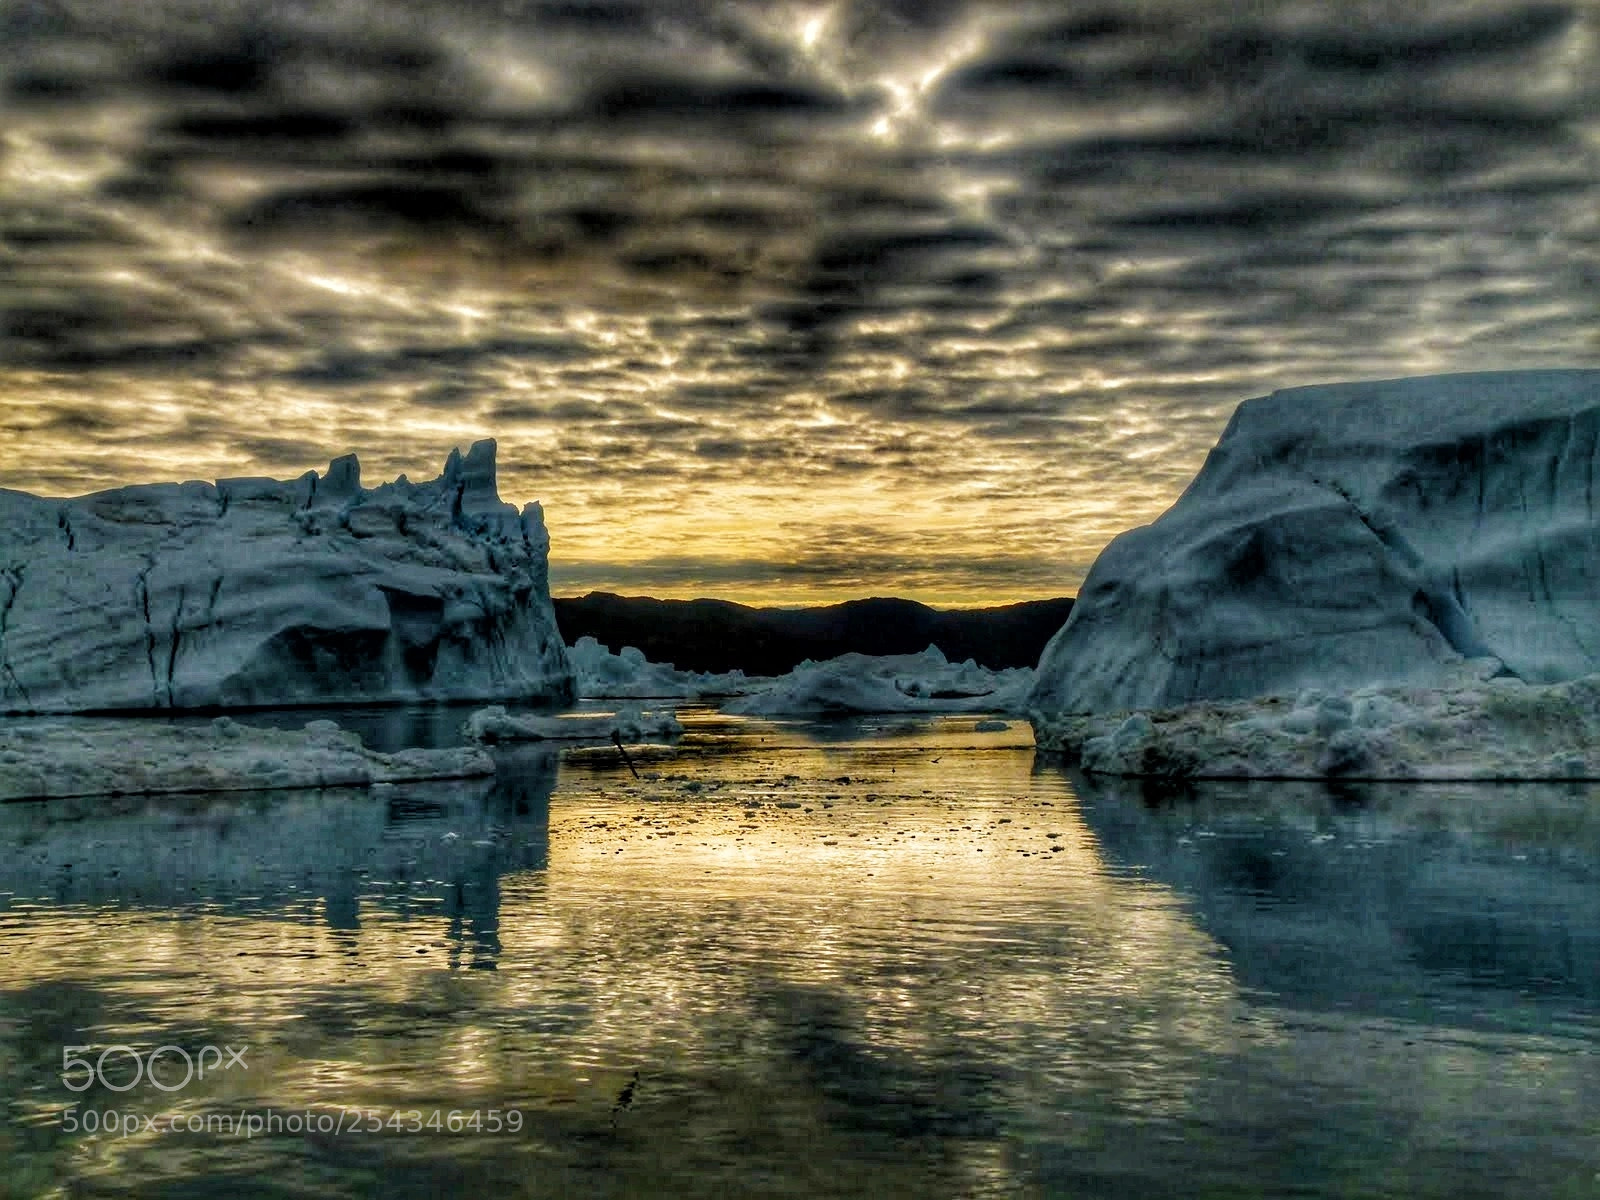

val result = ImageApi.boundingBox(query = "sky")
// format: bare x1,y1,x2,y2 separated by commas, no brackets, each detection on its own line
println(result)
2,0,1597,606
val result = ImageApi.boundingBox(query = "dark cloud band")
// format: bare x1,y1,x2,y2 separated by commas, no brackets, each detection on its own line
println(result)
1,0,1597,599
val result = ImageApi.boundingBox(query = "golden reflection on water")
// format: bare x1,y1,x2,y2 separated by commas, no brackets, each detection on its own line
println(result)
0,721,1244,1197
522,742,1246,1121
2,716,1599,1198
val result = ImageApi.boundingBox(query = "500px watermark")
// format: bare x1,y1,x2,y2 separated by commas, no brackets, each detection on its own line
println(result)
61,1044,249,1094
59,1106,526,1139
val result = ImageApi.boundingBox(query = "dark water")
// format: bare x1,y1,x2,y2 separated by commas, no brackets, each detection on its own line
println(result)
1,711,1597,1198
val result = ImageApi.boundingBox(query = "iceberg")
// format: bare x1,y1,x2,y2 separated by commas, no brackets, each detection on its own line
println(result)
1041,670,1600,780
0,440,573,712
1030,370,1600,719
463,703,684,744
723,646,1035,716
0,716,494,802
564,637,1032,714
567,635,765,698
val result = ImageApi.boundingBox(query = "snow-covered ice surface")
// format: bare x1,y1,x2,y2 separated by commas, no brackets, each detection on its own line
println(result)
723,646,1034,716
464,703,684,744
1030,370,1600,718
0,716,494,801
0,439,573,713
1034,667,1600,780
567,635,766,698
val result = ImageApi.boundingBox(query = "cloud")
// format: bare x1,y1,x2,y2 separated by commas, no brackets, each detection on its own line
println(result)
232,435,337,465
578,73,863,127
227,184,512,241
0,279,241,371
0,0,1596,602
282,336,595,386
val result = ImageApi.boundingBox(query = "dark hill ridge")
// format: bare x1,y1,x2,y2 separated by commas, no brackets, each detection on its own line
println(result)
551,593,1075,676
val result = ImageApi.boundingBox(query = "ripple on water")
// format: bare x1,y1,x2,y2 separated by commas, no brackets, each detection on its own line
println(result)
1,714,1598,1198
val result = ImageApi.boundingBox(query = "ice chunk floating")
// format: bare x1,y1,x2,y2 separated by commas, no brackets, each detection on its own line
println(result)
1041,670,1600,780
0,440,573,712
724,646,1034,716
463,703,684,744
1031,370,1600,718
566,635,765,699
565,638,1033,714
0,717,495,802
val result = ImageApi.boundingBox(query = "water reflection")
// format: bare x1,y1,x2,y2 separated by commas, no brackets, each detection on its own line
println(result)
151,703,565,754
0,749,555,935
1067,771,1600,1022
1055,768,1600,1199
0,722,1596,1198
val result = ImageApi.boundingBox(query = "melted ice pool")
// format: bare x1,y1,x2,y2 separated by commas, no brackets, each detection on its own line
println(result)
1,711,1597,1198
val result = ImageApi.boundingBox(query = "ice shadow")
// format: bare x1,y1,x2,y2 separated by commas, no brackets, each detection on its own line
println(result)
0,748,558,956
1061,768,1600,1026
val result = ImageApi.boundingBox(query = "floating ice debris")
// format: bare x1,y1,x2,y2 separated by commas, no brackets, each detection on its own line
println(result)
568,637,1033,715
0,716,494,801
567,636,765,698
722,646,1034,716
463,703,684,744
1036,669,1600,780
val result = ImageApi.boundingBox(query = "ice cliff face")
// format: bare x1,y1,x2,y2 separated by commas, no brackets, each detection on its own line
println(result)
1030,370,1600,723
0,440,574,712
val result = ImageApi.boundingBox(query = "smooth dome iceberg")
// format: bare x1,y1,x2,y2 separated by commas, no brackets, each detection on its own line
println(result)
1031,370,1600,721
1029,371,1600,775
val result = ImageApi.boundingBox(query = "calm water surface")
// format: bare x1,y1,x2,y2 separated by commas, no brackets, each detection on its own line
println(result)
1,709,1597,1198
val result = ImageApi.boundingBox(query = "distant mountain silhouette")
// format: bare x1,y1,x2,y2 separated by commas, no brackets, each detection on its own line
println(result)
551,593,1075,675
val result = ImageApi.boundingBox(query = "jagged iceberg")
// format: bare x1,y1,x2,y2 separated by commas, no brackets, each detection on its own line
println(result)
1031,370,1600,716
0,440,573,712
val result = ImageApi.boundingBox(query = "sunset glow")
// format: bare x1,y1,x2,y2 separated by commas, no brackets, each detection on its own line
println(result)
2,0,1596,603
